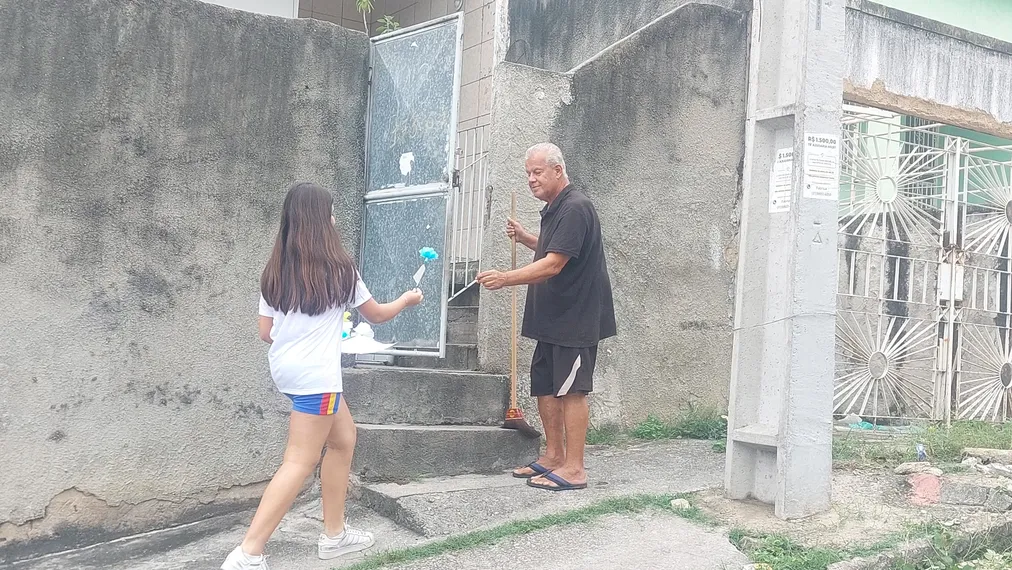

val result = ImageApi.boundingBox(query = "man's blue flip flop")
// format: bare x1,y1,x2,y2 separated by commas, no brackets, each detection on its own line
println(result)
527,472,588,491
512,461,552,479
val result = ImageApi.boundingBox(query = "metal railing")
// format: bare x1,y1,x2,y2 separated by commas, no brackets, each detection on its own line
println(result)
448,124,490,302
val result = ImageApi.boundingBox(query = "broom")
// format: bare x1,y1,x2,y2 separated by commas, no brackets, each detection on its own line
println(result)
502,191,541,439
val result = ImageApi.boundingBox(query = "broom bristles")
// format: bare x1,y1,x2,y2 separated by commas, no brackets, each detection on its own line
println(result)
503,408,541,439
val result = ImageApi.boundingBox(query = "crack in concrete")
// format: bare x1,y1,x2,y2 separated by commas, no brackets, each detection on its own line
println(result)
0,481,269,563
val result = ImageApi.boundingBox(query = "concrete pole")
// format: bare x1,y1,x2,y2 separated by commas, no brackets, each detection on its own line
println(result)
724,0,845,519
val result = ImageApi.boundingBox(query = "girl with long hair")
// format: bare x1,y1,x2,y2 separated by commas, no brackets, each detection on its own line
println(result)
221,183,422,569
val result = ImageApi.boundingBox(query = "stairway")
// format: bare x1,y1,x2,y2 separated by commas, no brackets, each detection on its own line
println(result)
344,284,539,483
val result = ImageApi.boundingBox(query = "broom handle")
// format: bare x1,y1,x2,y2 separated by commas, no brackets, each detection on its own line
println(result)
510,192,518,409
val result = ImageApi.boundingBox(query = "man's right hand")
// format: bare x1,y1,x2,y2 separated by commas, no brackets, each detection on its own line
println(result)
507,218,537,250
506,217,524,240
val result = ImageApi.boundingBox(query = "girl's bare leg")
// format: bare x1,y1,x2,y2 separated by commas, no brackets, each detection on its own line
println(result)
320,397,356,536
240,411,331,555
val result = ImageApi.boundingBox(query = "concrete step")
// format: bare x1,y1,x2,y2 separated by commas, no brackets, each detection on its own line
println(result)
394,343,478,370
353,424,539,482
343,366,507,426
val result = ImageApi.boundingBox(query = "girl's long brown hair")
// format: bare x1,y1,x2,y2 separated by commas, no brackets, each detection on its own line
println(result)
260,183,357,316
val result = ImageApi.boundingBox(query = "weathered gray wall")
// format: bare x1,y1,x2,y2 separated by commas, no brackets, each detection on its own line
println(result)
504,0,749,72
845,0,1012,138
0,0,369,560
479,3,748,425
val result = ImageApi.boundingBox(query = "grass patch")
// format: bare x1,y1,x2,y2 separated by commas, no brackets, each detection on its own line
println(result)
583,408,729,449
898,550,1012,570
917,421,1012,462
832,421,1012,468
832,432,908,466
631,407,727,441
593,415,1012,460
342,493,703,570
730,531,846,570
730,524,949,570
892,523,1012,569
586,423,624,446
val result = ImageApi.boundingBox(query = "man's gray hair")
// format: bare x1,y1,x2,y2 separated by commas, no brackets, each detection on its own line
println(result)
526,142,566,172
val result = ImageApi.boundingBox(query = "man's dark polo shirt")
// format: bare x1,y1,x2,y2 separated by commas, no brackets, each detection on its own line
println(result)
521,185,617,348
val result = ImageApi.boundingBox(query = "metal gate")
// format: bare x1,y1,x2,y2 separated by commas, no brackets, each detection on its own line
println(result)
836,104,1012,423
358,15,463,357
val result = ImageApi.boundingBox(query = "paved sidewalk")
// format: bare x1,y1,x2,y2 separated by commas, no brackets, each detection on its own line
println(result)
12,440,736,570
12,502,424,570
393,511,748,570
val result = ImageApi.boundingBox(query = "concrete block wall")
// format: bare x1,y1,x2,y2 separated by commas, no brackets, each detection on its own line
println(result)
504,0,750,72
0,0,370,561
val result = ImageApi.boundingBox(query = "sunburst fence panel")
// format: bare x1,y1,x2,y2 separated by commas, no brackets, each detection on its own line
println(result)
836,107,947,422
955,145,1012,422
836,106,1012,423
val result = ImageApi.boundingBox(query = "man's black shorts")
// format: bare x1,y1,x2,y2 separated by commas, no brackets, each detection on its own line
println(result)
530,341,597,397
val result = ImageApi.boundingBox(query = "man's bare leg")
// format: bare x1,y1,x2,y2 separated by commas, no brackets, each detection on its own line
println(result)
512,395,565,476
538,394,567,465
531,393,588,488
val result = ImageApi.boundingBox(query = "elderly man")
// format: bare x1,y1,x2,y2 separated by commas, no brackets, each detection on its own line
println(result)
476,143,616,491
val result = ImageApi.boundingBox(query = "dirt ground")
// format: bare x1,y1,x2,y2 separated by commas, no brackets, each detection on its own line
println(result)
695,468,1012,550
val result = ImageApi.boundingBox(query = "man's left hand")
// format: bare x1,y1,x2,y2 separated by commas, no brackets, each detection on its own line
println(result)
476,270,508,290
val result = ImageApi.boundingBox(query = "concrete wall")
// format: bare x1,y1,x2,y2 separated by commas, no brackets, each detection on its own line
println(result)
845,0,1012,138
504,0,749,72
478,3,748,425
202,0,298,17
0,0,369,560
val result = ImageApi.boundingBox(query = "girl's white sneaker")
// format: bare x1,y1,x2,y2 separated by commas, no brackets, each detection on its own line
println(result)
318,525,375,560
220,546,269,570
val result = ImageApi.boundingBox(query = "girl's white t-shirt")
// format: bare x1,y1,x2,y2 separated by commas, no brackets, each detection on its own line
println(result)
258,278,372,395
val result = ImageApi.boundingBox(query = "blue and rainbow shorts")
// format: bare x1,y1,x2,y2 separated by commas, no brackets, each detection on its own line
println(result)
284,392,341,416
